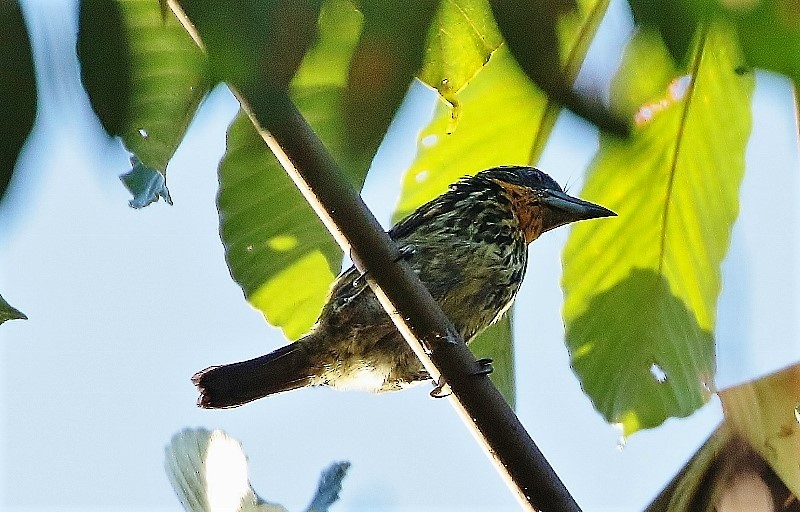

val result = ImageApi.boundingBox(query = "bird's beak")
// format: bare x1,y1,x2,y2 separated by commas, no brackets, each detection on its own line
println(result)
540,190,616,232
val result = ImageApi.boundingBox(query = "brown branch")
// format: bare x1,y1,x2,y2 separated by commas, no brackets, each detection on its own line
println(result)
167,2,579,508
234,84,580,512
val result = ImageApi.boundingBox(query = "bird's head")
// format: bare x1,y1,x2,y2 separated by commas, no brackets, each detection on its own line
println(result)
478,166,616,243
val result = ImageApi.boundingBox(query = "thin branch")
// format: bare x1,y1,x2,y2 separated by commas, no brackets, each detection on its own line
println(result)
234,84,580,512
167,2,579,508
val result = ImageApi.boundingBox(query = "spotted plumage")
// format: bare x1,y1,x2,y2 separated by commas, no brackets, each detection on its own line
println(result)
193,166,615,408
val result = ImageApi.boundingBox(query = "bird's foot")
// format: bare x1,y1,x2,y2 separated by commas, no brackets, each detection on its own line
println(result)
395,244,416,262
351,245,415,289
430,377,452,398
473,358,494,376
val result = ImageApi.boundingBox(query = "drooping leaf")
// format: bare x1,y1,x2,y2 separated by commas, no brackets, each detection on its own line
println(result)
78,0,210,174
0,0,36,205
120,156,173,208
720,364,800,498
562,25,755,436
394,47,546,222
418,0,504,105
0,293,27,325
470,314,515,408
218,0,370,339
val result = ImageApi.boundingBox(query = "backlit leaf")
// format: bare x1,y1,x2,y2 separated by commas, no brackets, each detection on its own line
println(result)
218,0,370,339
78,0,209,174
562,25,755,435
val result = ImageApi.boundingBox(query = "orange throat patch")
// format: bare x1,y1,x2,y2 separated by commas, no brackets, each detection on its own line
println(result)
493,180,543,243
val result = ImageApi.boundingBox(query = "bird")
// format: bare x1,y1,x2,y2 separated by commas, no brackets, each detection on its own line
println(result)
193,165,615,408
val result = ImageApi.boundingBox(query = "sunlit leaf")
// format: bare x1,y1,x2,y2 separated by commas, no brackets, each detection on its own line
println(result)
78,0,209,173
562,25,755,435
0,0,36,205
0,293,27,325
720,364,800,498
395,47,546,222
418,0,504,103
218,0,370,339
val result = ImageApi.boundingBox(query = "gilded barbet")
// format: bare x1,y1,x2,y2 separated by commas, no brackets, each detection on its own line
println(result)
194,165,614,408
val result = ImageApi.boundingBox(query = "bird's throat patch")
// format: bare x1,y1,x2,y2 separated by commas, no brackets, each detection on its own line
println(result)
492,180,543,243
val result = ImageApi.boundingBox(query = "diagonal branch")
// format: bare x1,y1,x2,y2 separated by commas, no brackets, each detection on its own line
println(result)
237,84,580,512
169,2,580,509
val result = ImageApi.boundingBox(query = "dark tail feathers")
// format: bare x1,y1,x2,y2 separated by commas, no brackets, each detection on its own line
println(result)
193,341,315,408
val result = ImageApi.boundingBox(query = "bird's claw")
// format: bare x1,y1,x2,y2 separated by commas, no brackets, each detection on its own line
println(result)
395,244,416,262
473,358,494,376
430,377,451,398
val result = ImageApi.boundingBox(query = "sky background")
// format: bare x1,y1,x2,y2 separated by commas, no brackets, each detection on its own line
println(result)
2,1,800,511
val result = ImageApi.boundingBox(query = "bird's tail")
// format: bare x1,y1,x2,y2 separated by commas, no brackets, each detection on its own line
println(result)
192,339,316,409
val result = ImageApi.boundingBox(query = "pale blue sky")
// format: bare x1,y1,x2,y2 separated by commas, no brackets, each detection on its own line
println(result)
2,1,799,511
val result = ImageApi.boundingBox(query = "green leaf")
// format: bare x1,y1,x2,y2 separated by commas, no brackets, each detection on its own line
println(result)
562,24,755,435
0,293,27,325
218,0,370,339
0,0,36,204
418,0,504,103
470,314,515,408
78,0,209,173
220,113,341,340
629,0,800,87
120,156,173,208
627,0,705,64
729,1,800,87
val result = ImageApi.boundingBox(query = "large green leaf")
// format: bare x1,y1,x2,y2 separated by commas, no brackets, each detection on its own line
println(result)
0,0,36,205
562,25,755,435
79,0,209,174
394,46,547,222
395,0,610,220
218,0,370,339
